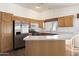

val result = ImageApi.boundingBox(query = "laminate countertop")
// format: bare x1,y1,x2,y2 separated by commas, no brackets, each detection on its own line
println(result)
23,33,75,40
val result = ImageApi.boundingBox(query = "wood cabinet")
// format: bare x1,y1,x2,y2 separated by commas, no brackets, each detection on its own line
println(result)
29,19,44,28
37,20,44,28
25,40,65,56
65,15,73,27
58,17,65,27
58,15,74,27
13,16,30,23
13,16,44,28
0,12,13,52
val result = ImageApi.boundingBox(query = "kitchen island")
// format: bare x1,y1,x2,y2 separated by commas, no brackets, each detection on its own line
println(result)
24,33,74,56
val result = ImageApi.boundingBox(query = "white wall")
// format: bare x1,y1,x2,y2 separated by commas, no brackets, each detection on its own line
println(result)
0,3,40,20
39,5,79,33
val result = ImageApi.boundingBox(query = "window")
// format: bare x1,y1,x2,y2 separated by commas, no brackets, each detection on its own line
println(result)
51,21,58,31
31,23,39,29
44,21,58,32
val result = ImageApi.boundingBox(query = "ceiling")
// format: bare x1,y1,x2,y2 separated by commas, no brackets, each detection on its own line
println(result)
16,3,79,12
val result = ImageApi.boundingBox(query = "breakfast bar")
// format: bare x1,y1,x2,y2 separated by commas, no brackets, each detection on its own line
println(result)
24,33,74,56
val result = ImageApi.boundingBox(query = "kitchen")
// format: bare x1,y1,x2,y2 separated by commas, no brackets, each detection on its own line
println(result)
0,3,79,56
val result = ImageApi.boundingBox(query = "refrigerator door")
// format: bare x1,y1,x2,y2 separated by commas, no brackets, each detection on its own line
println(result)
13,21,29,50
15,21,21,35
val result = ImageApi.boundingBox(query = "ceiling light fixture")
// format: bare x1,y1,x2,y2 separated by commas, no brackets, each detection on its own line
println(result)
35,3,43,9
35,6,41,9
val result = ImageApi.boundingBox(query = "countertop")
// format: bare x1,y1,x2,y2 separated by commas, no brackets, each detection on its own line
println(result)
23,33,75,40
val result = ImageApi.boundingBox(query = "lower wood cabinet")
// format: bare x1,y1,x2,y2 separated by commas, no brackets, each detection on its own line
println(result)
25,40,65,56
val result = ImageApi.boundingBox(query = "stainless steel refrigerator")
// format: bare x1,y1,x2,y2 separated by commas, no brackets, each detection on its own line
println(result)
13,21,29,50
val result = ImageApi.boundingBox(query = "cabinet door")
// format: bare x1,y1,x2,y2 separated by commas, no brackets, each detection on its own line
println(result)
58,17,65,27
38,20,44,28
55,40,65,56
65,15,73,27
25,40,40,56
1,13,13,52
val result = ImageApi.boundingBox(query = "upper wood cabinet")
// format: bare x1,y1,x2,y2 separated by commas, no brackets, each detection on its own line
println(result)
13,16,29,23
65,15,73,27
29,19,44,28
37,20,44,28
58,15,74,27
29,19,37,23
58,17,65,27
13,16,44,28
